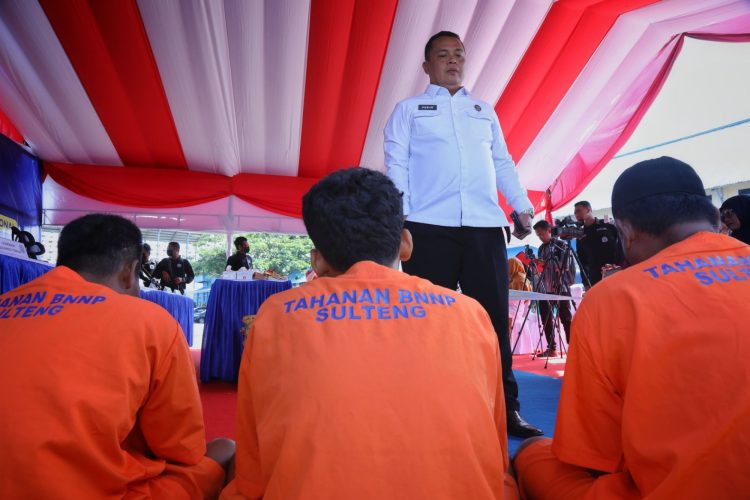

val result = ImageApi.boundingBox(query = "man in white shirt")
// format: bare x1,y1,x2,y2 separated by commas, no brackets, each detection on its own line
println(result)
384,31,541,438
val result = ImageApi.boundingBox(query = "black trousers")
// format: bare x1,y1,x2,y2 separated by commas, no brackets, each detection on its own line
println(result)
402,221,520,413
538,300,572,349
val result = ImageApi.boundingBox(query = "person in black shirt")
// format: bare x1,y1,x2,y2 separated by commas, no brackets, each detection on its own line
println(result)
533,220,576,357
574,201,624,288
154,242,194,294
139,243,156,287
226,236,254,271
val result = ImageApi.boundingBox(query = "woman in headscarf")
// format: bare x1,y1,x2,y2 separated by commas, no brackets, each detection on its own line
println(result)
720,195,750,245
508,257,532,292
508,256,533,348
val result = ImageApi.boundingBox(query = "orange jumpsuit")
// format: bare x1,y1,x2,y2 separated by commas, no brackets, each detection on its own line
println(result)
515,232,750,499
221,261,517,499
0,266,224,499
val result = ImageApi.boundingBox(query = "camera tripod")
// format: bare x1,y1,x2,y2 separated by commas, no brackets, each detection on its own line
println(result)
510,238,591,369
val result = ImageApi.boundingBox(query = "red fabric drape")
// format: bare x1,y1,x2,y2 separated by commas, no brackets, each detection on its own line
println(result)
547,31,750,212
297,0,397,178
496,0,658,162
45,163,319,218
0,108,23,144
40,0,187,169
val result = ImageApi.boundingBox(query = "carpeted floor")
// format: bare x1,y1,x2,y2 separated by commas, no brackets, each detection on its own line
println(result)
511,353,567,379
508,370,562,455
200,382,238,442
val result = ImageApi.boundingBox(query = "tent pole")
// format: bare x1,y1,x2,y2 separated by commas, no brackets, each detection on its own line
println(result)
226,196,234,258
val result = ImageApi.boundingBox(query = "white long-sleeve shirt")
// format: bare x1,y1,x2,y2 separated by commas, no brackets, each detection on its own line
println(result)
384,84,532,227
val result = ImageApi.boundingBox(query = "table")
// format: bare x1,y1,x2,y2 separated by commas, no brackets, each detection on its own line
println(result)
0,253,53,295
139,289,194,346
200,279,292,382
509,297,582,355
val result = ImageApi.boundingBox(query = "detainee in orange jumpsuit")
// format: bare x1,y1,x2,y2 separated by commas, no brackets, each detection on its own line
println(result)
221,168,519,499
0,214,234,499
508,256,532,333
514,157,750,499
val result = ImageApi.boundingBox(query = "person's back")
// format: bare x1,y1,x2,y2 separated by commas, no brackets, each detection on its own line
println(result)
222,168,516,499
0,214,229,498
514,157,750,499
556,231,750,497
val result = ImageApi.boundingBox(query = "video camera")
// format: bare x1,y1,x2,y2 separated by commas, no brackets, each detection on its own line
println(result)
551,215,585,240
524,245,535,260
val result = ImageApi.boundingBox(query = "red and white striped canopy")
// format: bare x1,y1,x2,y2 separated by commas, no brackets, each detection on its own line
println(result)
1,0,748,233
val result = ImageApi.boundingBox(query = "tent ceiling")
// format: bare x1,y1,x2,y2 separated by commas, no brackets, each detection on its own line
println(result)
0,0,748,232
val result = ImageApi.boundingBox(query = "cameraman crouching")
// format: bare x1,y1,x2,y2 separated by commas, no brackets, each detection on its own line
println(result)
574,201,623,288
533,221,576,357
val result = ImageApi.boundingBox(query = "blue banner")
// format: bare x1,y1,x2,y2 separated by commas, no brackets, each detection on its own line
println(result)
0,134,42,231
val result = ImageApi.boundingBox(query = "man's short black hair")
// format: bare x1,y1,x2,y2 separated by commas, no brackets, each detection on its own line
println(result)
533,220,551,231
142,243,151,252
302,168,403,272
57,214,142,276
168,241,180,249
613,193,719,236
574,201,592,210
234,236,248,249
424,31,463,61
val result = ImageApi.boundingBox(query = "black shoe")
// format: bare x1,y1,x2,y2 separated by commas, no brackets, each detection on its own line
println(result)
507,411,544,438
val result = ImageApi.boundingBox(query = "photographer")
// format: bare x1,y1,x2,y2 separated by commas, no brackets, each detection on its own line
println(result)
532,221,576,357
574,201,623,287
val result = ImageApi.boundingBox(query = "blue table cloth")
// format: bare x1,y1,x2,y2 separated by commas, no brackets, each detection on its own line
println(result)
200,279,292,382
139,289,194,346
0,253,53,295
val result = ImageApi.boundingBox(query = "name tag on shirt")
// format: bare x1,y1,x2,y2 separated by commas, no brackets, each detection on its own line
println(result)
418,104,437,110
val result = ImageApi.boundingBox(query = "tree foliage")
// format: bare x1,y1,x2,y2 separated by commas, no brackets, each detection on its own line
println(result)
191,232,313,278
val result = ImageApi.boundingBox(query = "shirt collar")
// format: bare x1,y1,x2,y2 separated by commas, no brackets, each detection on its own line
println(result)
425,84,470,98
339,261,402,280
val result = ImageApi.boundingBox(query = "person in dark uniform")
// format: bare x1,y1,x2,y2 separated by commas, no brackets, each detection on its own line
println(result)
154,242,194,294
139,243,156,287
226,236,254,271
533,220,575,357
574,201,623,288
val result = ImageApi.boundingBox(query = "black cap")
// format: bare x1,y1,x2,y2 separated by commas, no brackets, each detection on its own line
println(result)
612,156,705,211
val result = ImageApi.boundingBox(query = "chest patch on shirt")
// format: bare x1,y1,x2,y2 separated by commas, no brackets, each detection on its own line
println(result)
418,104,437,111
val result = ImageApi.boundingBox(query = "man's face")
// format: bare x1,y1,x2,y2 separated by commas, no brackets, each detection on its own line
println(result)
574,205,590,222
142,250,150,262
535,227,552,244
422,36,465,90
167,245,179,258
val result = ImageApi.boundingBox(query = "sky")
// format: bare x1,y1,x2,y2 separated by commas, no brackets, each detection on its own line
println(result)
556,37,750,215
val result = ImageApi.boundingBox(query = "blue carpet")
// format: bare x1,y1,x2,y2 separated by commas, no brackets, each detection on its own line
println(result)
508,370,562,455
